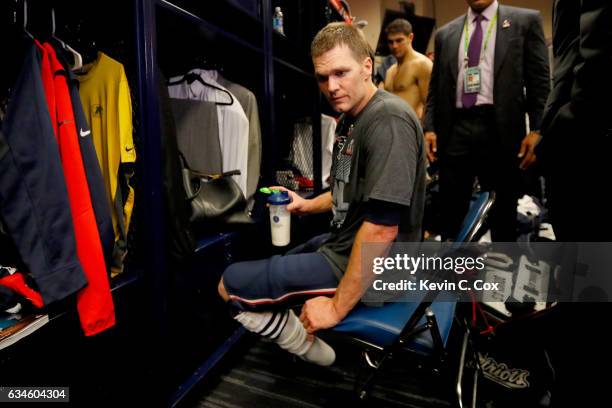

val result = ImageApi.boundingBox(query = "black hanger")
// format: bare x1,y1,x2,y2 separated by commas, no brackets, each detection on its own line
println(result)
51,8,83,70
167,72,233,106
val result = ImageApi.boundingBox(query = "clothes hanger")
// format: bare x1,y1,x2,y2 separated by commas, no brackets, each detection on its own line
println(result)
51,8,83,71
22,0,34,40
168,71,234,106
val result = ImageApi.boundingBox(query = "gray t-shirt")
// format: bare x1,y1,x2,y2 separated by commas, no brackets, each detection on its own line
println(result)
319,89,426,277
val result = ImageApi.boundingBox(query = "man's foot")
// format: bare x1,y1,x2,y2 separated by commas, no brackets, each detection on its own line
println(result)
299,336,336,366
235,309,336,366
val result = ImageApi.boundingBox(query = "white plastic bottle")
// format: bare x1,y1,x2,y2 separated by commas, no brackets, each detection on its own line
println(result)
273,6,284,35
268,191,291,246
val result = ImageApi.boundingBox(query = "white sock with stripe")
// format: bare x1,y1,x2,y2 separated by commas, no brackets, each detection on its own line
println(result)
235,309,336,366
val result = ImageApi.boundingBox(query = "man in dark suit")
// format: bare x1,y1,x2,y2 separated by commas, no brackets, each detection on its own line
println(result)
538,0,612,242
537,3,611,404
423,0,550,241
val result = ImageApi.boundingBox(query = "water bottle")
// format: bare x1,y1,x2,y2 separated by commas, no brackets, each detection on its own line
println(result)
273,6,284,35
268,191,291,246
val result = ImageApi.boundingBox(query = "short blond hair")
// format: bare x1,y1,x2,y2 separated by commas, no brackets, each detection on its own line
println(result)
311,22,372,62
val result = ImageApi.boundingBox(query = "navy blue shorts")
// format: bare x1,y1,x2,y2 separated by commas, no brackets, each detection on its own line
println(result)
222,234,339,311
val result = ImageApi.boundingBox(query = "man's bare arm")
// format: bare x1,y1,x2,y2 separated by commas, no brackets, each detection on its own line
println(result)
332,221,398,317
302,191,333,214
417,58,433,108
286,191,332,215
300,221,398,332
269,188,332,216
382,64,397,91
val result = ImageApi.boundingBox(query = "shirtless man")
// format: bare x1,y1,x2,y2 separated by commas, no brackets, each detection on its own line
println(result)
382,19,432,118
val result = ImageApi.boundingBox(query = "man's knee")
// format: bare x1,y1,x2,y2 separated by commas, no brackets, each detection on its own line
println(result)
218,277,230,302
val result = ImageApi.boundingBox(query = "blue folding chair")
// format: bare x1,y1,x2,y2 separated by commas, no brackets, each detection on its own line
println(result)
328,191,495,406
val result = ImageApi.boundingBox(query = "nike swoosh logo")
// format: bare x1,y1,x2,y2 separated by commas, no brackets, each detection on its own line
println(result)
80,129,91,137
126,146,134,152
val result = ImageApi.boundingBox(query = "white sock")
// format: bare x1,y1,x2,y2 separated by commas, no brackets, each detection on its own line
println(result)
302,337,336,367
234,310,278,334
234,309,336,366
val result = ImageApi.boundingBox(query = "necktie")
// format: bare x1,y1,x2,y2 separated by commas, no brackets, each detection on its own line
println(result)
462,14,485,108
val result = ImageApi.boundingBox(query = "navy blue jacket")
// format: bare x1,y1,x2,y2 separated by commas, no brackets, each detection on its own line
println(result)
54,43,115,270
0,42,87,304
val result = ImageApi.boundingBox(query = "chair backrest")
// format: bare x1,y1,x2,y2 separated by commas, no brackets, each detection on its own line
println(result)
453,191,495,246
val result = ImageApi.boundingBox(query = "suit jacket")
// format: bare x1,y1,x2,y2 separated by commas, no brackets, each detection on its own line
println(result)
538,0,612,163
424,5,550,156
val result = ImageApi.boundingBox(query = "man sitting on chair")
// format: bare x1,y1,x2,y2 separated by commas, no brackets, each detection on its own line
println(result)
217,22,426,366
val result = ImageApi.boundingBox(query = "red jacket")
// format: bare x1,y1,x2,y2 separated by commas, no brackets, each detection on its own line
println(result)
38,41,115,336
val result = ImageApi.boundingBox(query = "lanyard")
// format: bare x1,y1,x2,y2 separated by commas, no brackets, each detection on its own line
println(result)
464,8,498,64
